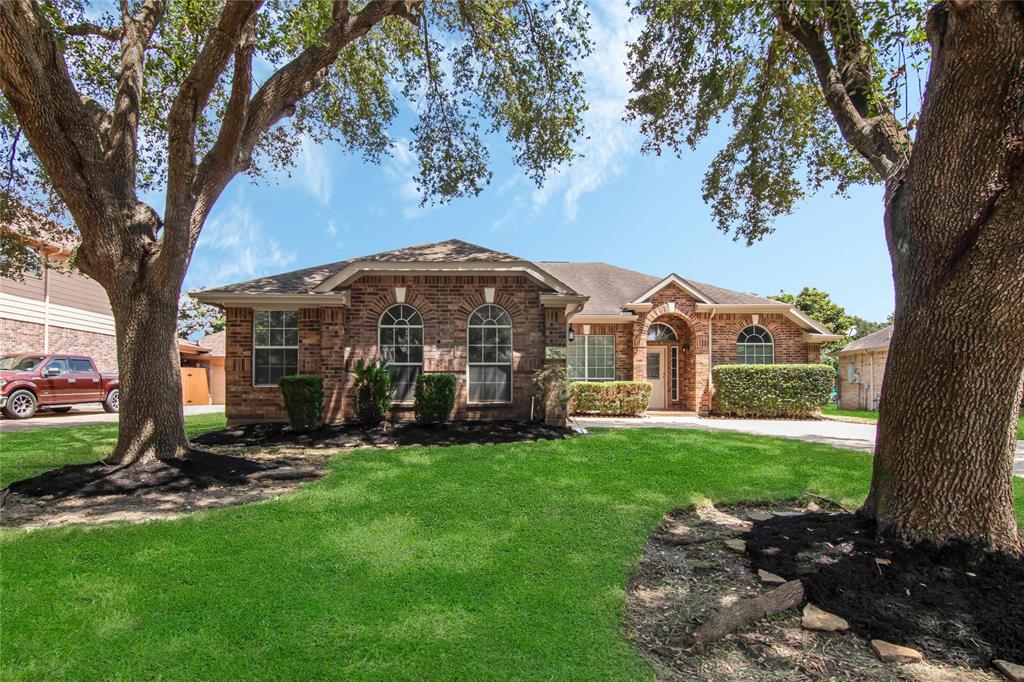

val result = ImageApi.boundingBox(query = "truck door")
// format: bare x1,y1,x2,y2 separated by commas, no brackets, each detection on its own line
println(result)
68,358,103,402
37,357,71,405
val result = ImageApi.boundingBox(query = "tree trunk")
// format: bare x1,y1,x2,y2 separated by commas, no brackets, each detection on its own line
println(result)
863,1,1024,555
104,281,191,464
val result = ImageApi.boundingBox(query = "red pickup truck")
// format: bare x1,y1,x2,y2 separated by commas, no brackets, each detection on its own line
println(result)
0,354,119,420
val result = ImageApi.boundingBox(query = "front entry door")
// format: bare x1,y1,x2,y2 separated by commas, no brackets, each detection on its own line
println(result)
646,348,666,410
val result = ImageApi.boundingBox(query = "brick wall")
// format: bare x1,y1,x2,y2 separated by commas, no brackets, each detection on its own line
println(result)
709,313,808,365
568,321,634,381
839,349,886,410
0,318,118,371
223,275,549,425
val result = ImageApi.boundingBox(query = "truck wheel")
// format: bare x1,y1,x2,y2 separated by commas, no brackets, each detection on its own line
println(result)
3,390,38,419
50,406,72,413
103,388,120,413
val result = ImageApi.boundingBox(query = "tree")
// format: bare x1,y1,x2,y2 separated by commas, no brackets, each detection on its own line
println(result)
628,1,1024,553
0,0,591,465
849,315,890,340
768,287,853,337
177,291,225,340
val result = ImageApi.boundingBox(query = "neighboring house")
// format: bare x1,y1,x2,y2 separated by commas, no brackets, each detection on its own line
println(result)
177,332,226,405
0,236,118,372
836,326,892,411
194,240,842,425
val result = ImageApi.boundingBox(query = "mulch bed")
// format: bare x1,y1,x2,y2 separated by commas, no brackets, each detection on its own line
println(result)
626,502,1004,681
192,419,572,449
747,512,1024,668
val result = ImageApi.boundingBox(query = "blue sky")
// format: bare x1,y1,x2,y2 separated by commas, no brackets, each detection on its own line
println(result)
183,2,895,322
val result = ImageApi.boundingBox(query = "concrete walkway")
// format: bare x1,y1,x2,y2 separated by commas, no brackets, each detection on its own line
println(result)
0,404,223,433
574,414,1024,478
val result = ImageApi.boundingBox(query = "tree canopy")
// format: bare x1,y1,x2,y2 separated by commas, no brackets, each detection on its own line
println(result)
626,0,926,243
768,286,853,337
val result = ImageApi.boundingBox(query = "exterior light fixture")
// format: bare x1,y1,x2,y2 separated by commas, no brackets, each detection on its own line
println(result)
567,327,576,343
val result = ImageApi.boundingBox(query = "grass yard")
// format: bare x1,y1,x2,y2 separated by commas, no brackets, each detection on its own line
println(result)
822,405,1024,439
2,420,1022,680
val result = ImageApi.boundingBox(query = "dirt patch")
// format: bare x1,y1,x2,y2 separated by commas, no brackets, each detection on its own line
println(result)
625,502,999,681
192,420,572,449
2,448,331,530
747,511,1024,668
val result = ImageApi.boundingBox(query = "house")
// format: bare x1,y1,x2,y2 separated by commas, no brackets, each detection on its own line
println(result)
0,236,118,371
177,332,226,406
836,326,892,411
193,239,842,425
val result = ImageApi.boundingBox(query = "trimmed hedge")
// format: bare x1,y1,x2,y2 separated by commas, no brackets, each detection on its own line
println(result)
568,381,652,417
414,373,457,425
713,364,834,417
278,374,324,432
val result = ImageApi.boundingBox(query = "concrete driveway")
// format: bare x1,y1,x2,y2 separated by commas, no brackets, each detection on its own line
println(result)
0,404,223,433
574,414,1024,478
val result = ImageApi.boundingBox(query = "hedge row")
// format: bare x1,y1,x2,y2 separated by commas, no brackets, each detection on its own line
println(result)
414,373,457,425
713,364,833,418
568,381,652,416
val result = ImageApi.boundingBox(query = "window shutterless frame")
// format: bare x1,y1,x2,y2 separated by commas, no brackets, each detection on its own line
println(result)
252,310,300,386
466,304,513,403
378,304,424,404
736,325,774,365
566,335,615,381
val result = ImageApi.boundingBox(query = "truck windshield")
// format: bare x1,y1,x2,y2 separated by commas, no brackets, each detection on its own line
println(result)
0,355,45,371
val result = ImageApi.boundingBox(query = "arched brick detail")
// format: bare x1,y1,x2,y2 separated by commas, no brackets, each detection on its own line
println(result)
639,305,707,350
358,289,437,330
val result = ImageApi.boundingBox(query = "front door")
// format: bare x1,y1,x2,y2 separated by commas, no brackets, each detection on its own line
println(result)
646,348,666,410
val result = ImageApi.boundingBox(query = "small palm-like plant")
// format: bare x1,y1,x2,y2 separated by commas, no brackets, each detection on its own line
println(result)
352,359,393,426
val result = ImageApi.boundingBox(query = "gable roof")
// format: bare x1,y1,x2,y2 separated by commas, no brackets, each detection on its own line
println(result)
537,262,786,315
838,325,893,354
199,330,226,356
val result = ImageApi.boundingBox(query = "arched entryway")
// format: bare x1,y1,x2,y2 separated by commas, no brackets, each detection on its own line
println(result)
636,308,706,413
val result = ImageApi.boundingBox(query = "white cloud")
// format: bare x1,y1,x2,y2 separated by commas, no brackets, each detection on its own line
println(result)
531,2,640,222
295,136,332,205
383,138,431,219
188,192,296,287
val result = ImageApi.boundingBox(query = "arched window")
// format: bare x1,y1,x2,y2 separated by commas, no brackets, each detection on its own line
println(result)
467,304,513,402
379,304,423,402
736,325,774,364
647,322,678,342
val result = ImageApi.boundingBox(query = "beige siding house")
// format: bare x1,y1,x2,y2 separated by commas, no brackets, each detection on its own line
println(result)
836,326,892,410
0,240,118,371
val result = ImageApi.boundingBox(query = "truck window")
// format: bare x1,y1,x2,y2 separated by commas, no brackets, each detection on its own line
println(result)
44,358,70,374
69,358,96,373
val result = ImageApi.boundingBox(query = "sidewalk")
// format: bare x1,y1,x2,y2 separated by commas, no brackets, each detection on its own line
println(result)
0,404,224,433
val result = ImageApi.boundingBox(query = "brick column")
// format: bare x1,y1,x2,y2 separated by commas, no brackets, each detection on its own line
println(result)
319,307,347,422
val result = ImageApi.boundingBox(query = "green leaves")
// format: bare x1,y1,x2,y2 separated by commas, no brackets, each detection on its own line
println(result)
627,0,926,244
713,364,834,417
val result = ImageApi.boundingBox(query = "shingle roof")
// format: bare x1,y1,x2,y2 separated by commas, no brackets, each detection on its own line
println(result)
838,325,892,353
537,262,785,315
201,239,521,295
199,330,225,356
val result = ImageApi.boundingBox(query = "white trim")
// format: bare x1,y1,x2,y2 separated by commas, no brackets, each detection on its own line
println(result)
378,303,424,403
736,324,775,364
466,304,514,404
191,291,350,309
251,311,300,387
629,273,712,306
571,314,636,323
694,303,834,335
566,334,616,381
312,260,578,296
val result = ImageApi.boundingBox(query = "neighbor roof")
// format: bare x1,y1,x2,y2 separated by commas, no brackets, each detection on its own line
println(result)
201,239,522,295
838,326,893,354
538,262,786,315
199,330,225,357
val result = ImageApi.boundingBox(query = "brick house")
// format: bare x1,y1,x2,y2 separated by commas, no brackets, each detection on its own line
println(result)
194,240,841,425
836,326,892,411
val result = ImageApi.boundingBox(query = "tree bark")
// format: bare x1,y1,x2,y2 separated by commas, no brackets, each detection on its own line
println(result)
863,1,1024,554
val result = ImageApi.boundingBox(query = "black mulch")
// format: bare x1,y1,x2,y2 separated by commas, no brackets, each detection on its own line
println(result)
4,450,321,500
192,420,573,449
745,511,1024,667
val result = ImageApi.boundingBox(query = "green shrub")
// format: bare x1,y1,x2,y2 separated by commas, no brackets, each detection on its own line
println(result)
568,381,652,416
713,364,834,417
278,374,324,432
414,373,457,425
534,364,570,424
352,359,393,426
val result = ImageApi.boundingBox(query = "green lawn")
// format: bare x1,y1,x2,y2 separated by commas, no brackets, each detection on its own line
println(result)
822,405,1024,439
2,420,1022,680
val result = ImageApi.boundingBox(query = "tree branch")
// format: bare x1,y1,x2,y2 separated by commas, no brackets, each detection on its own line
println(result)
64,21,123,41
775,0,909,181
107,0,165,179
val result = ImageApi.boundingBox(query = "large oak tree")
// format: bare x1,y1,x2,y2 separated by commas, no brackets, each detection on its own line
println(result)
0,0,591,464
628,0,1024,553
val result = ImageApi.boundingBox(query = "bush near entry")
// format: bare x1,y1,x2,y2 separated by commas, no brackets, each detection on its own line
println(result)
278,375,324,432
713,364,834,417
568,381,652,416
414,373,457,425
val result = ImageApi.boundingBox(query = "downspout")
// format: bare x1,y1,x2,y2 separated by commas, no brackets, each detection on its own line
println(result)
869,352,875,411
708,308,716,389
42,253,50,353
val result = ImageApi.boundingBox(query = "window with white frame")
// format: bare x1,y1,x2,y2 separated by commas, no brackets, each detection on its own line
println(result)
379,304,423,402
646,322,677,342
253,311,299,385
567,335,615,381
736,325,774,364
467,304,512,402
